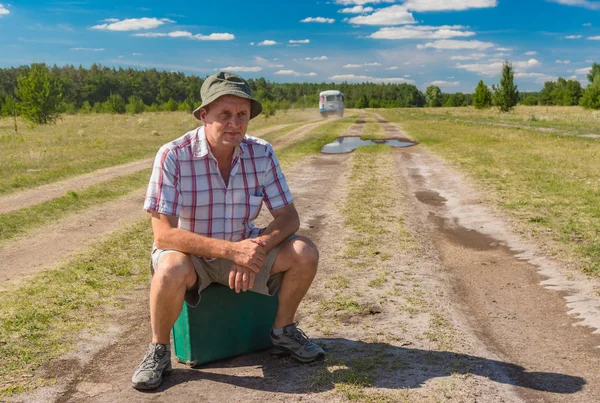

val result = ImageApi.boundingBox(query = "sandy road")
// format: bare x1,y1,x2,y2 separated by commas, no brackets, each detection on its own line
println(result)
6,113,600,402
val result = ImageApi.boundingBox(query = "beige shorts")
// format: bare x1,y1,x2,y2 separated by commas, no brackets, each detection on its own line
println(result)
150,235,297,307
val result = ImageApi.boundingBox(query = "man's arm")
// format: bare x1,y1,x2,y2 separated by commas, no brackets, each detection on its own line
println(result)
253,202,300,253
151,211,267,273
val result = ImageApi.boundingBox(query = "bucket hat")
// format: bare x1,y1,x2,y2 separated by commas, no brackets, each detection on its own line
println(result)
193,72,263,120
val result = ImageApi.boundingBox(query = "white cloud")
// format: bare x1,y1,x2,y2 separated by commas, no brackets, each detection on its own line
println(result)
343,62,381,68
348,5,416,25
329,74,414,83
565,35,582,39
386,66,398,70
583,22,592,26
274,70,317,77
254,57,284,68
132,52,143,56
305,56,328,60
289,39,310,44
335,0,394,4
548,0,600,10
301,17,335,23
249,42,255,46
0,4,10,16
450,53,487,60
524,51,538,55
368,25,475,40
258,40,277,46
588,36,600,40
418,39,495,50
514,72,558,83
403,0,497,11
575,66,591,75
428,80,460,86
132,31,233,40
168,31,192,37
70,47,105,51
193,33,234,41
495,47,512,51
91,17,173,31
555,59,571,64
220,66,263,72
455,59,541,76
340,5,374,13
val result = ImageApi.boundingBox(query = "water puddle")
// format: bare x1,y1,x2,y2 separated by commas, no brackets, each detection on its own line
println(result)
321,136,417,154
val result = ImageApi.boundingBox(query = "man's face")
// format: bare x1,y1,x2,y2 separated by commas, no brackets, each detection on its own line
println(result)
200,95,251,151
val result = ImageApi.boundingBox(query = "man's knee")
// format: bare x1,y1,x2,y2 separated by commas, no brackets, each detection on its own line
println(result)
153,252,197,289
292,236,319,270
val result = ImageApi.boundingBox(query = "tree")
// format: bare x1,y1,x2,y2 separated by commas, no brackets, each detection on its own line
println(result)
580,74,600,110
425,85,442,107
521,96,538,106
587,62,600,84
16,63,62,124
492,61,519,112
473,80,492,109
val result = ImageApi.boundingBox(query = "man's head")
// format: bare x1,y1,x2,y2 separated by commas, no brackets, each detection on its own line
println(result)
193,72,262,121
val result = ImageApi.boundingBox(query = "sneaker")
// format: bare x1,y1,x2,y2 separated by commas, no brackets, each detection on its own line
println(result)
131,343,172,390
270,323,325,363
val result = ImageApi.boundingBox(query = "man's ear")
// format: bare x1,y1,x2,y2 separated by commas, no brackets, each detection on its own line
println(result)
199,107,206,122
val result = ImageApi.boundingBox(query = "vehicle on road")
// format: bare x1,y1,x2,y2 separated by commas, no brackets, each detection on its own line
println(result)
319,90,344,118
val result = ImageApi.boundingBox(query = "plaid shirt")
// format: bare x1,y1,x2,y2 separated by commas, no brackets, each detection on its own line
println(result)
144,126,293,242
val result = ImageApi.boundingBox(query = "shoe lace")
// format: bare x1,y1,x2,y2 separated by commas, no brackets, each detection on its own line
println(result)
288,324,312,346
140,347,163,370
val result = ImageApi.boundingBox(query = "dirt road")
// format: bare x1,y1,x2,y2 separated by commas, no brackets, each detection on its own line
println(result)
7,114,600,402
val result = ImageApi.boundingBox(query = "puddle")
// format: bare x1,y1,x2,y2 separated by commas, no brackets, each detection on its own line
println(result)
321,136,416,154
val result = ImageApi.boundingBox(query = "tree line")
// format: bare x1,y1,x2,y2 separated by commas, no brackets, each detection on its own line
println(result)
1,61,599,124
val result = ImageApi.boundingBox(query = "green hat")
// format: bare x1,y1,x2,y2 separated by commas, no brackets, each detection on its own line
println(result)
193,71,262,120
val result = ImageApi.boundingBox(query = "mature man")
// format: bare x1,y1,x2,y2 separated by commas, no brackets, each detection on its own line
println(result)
132,72,323,390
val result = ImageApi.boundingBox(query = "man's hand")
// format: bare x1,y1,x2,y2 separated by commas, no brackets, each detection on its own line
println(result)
229,263,256,293
229,239,266,273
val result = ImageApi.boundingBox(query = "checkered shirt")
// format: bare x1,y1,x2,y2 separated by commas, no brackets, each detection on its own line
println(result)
144,126,293,243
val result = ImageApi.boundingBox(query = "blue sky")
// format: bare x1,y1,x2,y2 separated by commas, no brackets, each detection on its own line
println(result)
0,0,598,92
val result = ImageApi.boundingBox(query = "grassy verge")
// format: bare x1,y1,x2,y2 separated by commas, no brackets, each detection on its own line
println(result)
0,169,150,245
0,218,153,397
379,108,600,274
359,115,386,140
257,122,308,143
0,110,314,195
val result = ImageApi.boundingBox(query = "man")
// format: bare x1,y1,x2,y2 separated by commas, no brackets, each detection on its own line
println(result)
132,72,323,390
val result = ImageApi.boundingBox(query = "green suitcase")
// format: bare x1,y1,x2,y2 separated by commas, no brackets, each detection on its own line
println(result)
172,283,278,366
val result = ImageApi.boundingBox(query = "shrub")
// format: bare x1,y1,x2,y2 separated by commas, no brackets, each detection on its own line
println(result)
103,93,126,114
126,96,145,114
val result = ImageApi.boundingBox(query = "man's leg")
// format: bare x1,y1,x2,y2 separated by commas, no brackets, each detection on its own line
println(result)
149,252,198,343
269,236,319,328
132,252,197,390
268,236,323,362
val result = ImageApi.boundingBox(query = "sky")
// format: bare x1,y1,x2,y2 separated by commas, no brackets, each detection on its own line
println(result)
0,0,598,92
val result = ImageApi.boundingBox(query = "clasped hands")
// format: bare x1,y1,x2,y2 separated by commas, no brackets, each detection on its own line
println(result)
228,238,267,293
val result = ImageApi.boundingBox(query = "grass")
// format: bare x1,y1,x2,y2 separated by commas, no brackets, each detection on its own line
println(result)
0,218,153,397
0,109,316,195
0,169,150,245
393,105,600,135
378,107,600,274
359,116,386,140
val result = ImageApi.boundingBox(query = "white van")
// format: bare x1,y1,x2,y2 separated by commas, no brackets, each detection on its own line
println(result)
319,90,344,117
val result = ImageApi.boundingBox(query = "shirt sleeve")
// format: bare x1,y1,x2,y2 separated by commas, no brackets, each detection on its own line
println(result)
262,144,293,211
143,146,181,216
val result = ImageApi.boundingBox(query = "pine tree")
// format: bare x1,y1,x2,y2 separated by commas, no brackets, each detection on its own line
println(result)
473,80,492,109
16,63,62,124
492,61,519,112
